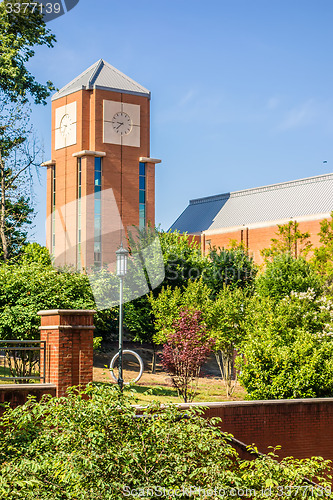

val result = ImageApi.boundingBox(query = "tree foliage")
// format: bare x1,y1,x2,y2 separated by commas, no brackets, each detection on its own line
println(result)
0,385,331,499
0,0,55,104
0,261,95,339
205,245,257,294
149,278,212,345
0,97,41,261
239,290,333,400
312,212,333,282
160,309,215,402
150,279,249,397
206,286,247,397
255,254,322,301
123,231,205,365
124,232,256,358
19,242,52,266
159,230,204,288
261,220,312,261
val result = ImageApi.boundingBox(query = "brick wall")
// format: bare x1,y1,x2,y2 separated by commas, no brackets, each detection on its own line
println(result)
1,384,332,462
0,384,56,418
203,218,326,264
178,399,333,461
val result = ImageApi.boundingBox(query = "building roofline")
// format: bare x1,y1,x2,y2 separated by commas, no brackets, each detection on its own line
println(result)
52,86,151,101
189,172,333,205
52,59,151,101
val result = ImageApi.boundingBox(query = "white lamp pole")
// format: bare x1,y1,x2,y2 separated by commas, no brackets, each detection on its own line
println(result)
116,243,129,391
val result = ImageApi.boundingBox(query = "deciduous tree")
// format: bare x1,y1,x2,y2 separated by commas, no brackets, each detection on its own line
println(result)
255,254,322,301
0,0,55,104
261,220,312,261
312,212,333,285
205,244,257,295
160,309,215,402
0,97,40,261
239,290,333,400
205,286,247,397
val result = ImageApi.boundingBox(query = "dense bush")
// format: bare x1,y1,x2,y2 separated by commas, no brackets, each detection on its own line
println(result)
0,385,331,499
205,245,257,294
239,290,333,399
149,278,212,345
0,260,118,340
255,254,322,301
0,261,95,339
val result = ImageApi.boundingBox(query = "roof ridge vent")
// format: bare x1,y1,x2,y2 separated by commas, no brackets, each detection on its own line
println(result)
190,193,230,205
229,173,333,199
87,59,104,89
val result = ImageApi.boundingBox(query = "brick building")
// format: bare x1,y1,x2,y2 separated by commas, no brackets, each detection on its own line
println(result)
170,173,333,264
42,59,161,269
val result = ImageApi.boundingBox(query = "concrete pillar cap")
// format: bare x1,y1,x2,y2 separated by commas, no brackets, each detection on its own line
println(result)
37,310,96,316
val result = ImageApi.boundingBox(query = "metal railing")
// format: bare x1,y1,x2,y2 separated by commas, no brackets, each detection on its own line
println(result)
0,340,46,384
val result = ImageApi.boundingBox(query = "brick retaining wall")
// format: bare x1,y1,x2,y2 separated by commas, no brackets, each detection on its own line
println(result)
0,383,56,417
178,399,333,461
1,387,332,461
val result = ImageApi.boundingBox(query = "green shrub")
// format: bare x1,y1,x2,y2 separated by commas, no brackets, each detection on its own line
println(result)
0,385,331,499
205,245,257,294
239,290,333,399
0,261,95,339
255,254,322,301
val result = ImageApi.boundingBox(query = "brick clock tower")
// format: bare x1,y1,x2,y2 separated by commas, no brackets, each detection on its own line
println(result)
42,59,161,269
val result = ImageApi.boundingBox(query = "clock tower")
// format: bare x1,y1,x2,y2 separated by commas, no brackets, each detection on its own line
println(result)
42,59,161,269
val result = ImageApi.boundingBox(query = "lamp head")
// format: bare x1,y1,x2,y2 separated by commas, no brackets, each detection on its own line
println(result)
116,243,129,277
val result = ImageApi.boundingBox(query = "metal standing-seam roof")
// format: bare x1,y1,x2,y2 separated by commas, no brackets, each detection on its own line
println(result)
170,173,333,234
52,59,151,101
169,194,230,234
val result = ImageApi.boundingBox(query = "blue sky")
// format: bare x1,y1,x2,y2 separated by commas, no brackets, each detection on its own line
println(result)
28,0,333,244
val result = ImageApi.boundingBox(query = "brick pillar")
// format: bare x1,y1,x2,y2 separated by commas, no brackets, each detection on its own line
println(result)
38,310,96,397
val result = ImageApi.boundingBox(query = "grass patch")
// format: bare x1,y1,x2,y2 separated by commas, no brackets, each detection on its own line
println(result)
94,375,247,404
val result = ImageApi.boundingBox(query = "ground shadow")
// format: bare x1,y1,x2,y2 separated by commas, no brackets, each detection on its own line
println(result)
131,385,178,397
93,381,178,398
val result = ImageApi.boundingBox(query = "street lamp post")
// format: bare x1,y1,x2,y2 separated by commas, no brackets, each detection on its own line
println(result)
116,243,129,391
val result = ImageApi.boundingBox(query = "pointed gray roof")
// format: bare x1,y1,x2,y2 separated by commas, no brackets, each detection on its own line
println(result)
170,173,333,234
52,59,151,101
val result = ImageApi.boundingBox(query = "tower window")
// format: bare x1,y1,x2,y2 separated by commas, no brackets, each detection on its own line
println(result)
51,166,56,252
139,162,146,229
77,158,82,270
94,157,102,267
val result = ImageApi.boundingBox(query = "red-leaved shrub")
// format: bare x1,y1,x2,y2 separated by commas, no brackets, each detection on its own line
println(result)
160,309,215,402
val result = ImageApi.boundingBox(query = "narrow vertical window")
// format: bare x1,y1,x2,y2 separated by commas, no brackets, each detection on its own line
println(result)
77,158,82,270
94,157,102,267
51,166,56,253
139,162,146,229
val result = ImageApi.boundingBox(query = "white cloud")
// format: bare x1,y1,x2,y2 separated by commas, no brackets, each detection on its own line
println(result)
279,99,317,130
267,97,280,110
178,89,197,107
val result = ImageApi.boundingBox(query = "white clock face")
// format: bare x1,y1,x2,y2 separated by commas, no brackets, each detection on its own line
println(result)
112,112,132,136
104,101,140,147
55,102,77,150
60,114,72,137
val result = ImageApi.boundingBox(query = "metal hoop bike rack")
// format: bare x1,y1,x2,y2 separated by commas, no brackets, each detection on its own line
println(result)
109,349,144,385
